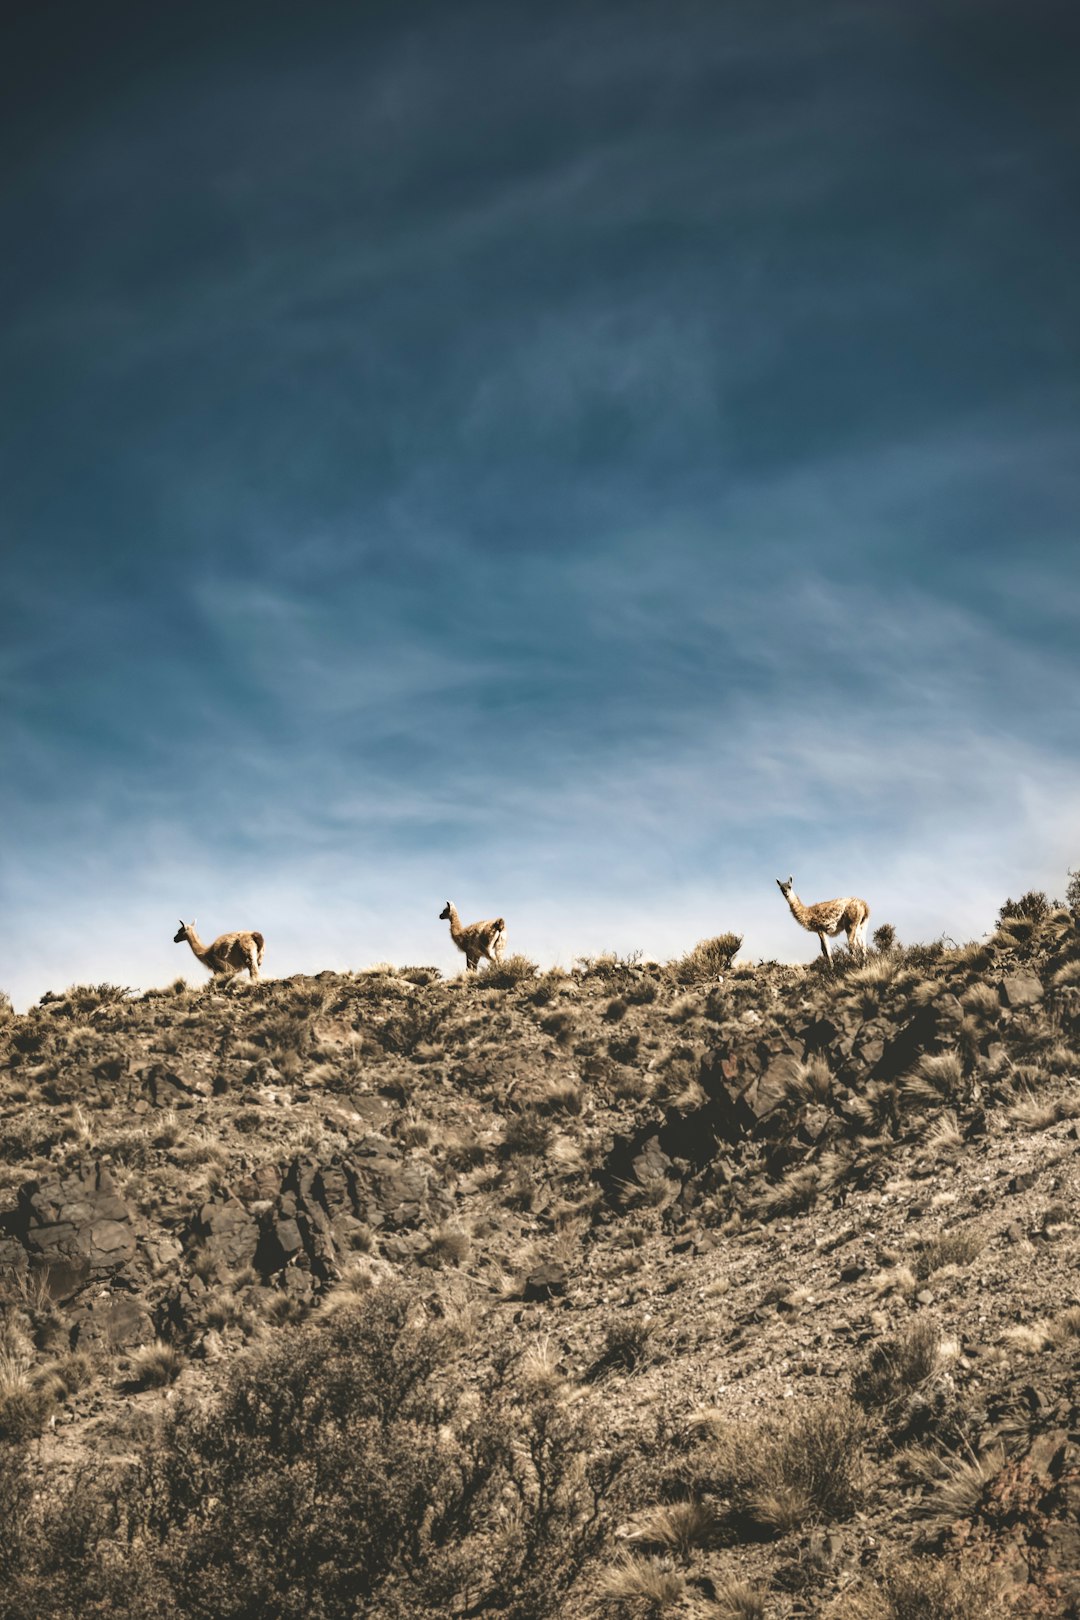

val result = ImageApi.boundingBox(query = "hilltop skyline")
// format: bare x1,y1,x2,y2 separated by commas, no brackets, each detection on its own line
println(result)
3,0,1079,1008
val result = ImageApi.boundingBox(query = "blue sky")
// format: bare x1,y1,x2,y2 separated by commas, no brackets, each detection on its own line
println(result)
3,0,1079,1007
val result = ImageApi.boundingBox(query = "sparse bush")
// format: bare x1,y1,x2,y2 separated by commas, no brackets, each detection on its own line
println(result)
670,934,743,985
501,1110,552,1157
120,1285,624,1619
1067,866,1080,913
997,890,1050,927
0,990,13,1023
398,965,441,986
872,923,898,953
63,983,133,1016
588,1316,657,1379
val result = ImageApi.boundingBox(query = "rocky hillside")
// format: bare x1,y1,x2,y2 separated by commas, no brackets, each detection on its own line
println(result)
2,906,1080,1619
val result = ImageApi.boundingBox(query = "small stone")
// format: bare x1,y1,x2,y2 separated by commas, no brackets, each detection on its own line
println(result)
1000,973,1044,1009
523,1262,568,1302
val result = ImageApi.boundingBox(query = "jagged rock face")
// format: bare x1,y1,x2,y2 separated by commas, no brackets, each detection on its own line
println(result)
1,1163,136,1300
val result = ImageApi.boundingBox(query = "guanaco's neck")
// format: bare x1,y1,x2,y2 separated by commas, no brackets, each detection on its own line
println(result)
445,904,464,943
785,891,813,930
184,925,208,959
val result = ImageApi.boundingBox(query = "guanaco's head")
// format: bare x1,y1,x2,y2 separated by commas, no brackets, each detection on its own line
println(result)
173,919,194,943
439,902,452,921
776,877,794,899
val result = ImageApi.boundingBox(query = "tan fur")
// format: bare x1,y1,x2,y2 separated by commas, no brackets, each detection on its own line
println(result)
439,901,506,973
173,919,265,982
776,877,870,964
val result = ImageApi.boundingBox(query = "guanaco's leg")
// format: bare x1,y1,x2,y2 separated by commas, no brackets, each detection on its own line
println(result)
818,932,832,964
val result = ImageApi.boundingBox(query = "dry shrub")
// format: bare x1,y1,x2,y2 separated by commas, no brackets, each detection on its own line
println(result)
588,1316,657,1379
484,954,540,988
533,1078,585,1116
501,1110,552,1157
1,1283,627,1620
670,934,743,985
998,891,1051,927
422,1224,472,1269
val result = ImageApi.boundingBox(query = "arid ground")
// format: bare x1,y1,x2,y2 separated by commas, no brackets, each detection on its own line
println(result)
2,900,1079,1618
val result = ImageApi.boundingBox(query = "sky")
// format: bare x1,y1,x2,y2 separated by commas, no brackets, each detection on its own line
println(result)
3,0,1079,1008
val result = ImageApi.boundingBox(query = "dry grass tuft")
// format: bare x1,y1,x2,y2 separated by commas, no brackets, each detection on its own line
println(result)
908,1444,1006,1533
914,1227,984,1280
706,1397,867,1534
781,1053,833,1104
629,1499,716,1555
854,1315,944,1412
902,1050,966,1106
706,1579,767,1620
483,953,540,988
825,1555,1011,1618
129,1340,185,1389
922,1110,962,1152
598,1550,684,1609
1008,1088,1080,1131
1002,1303,1080,1353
